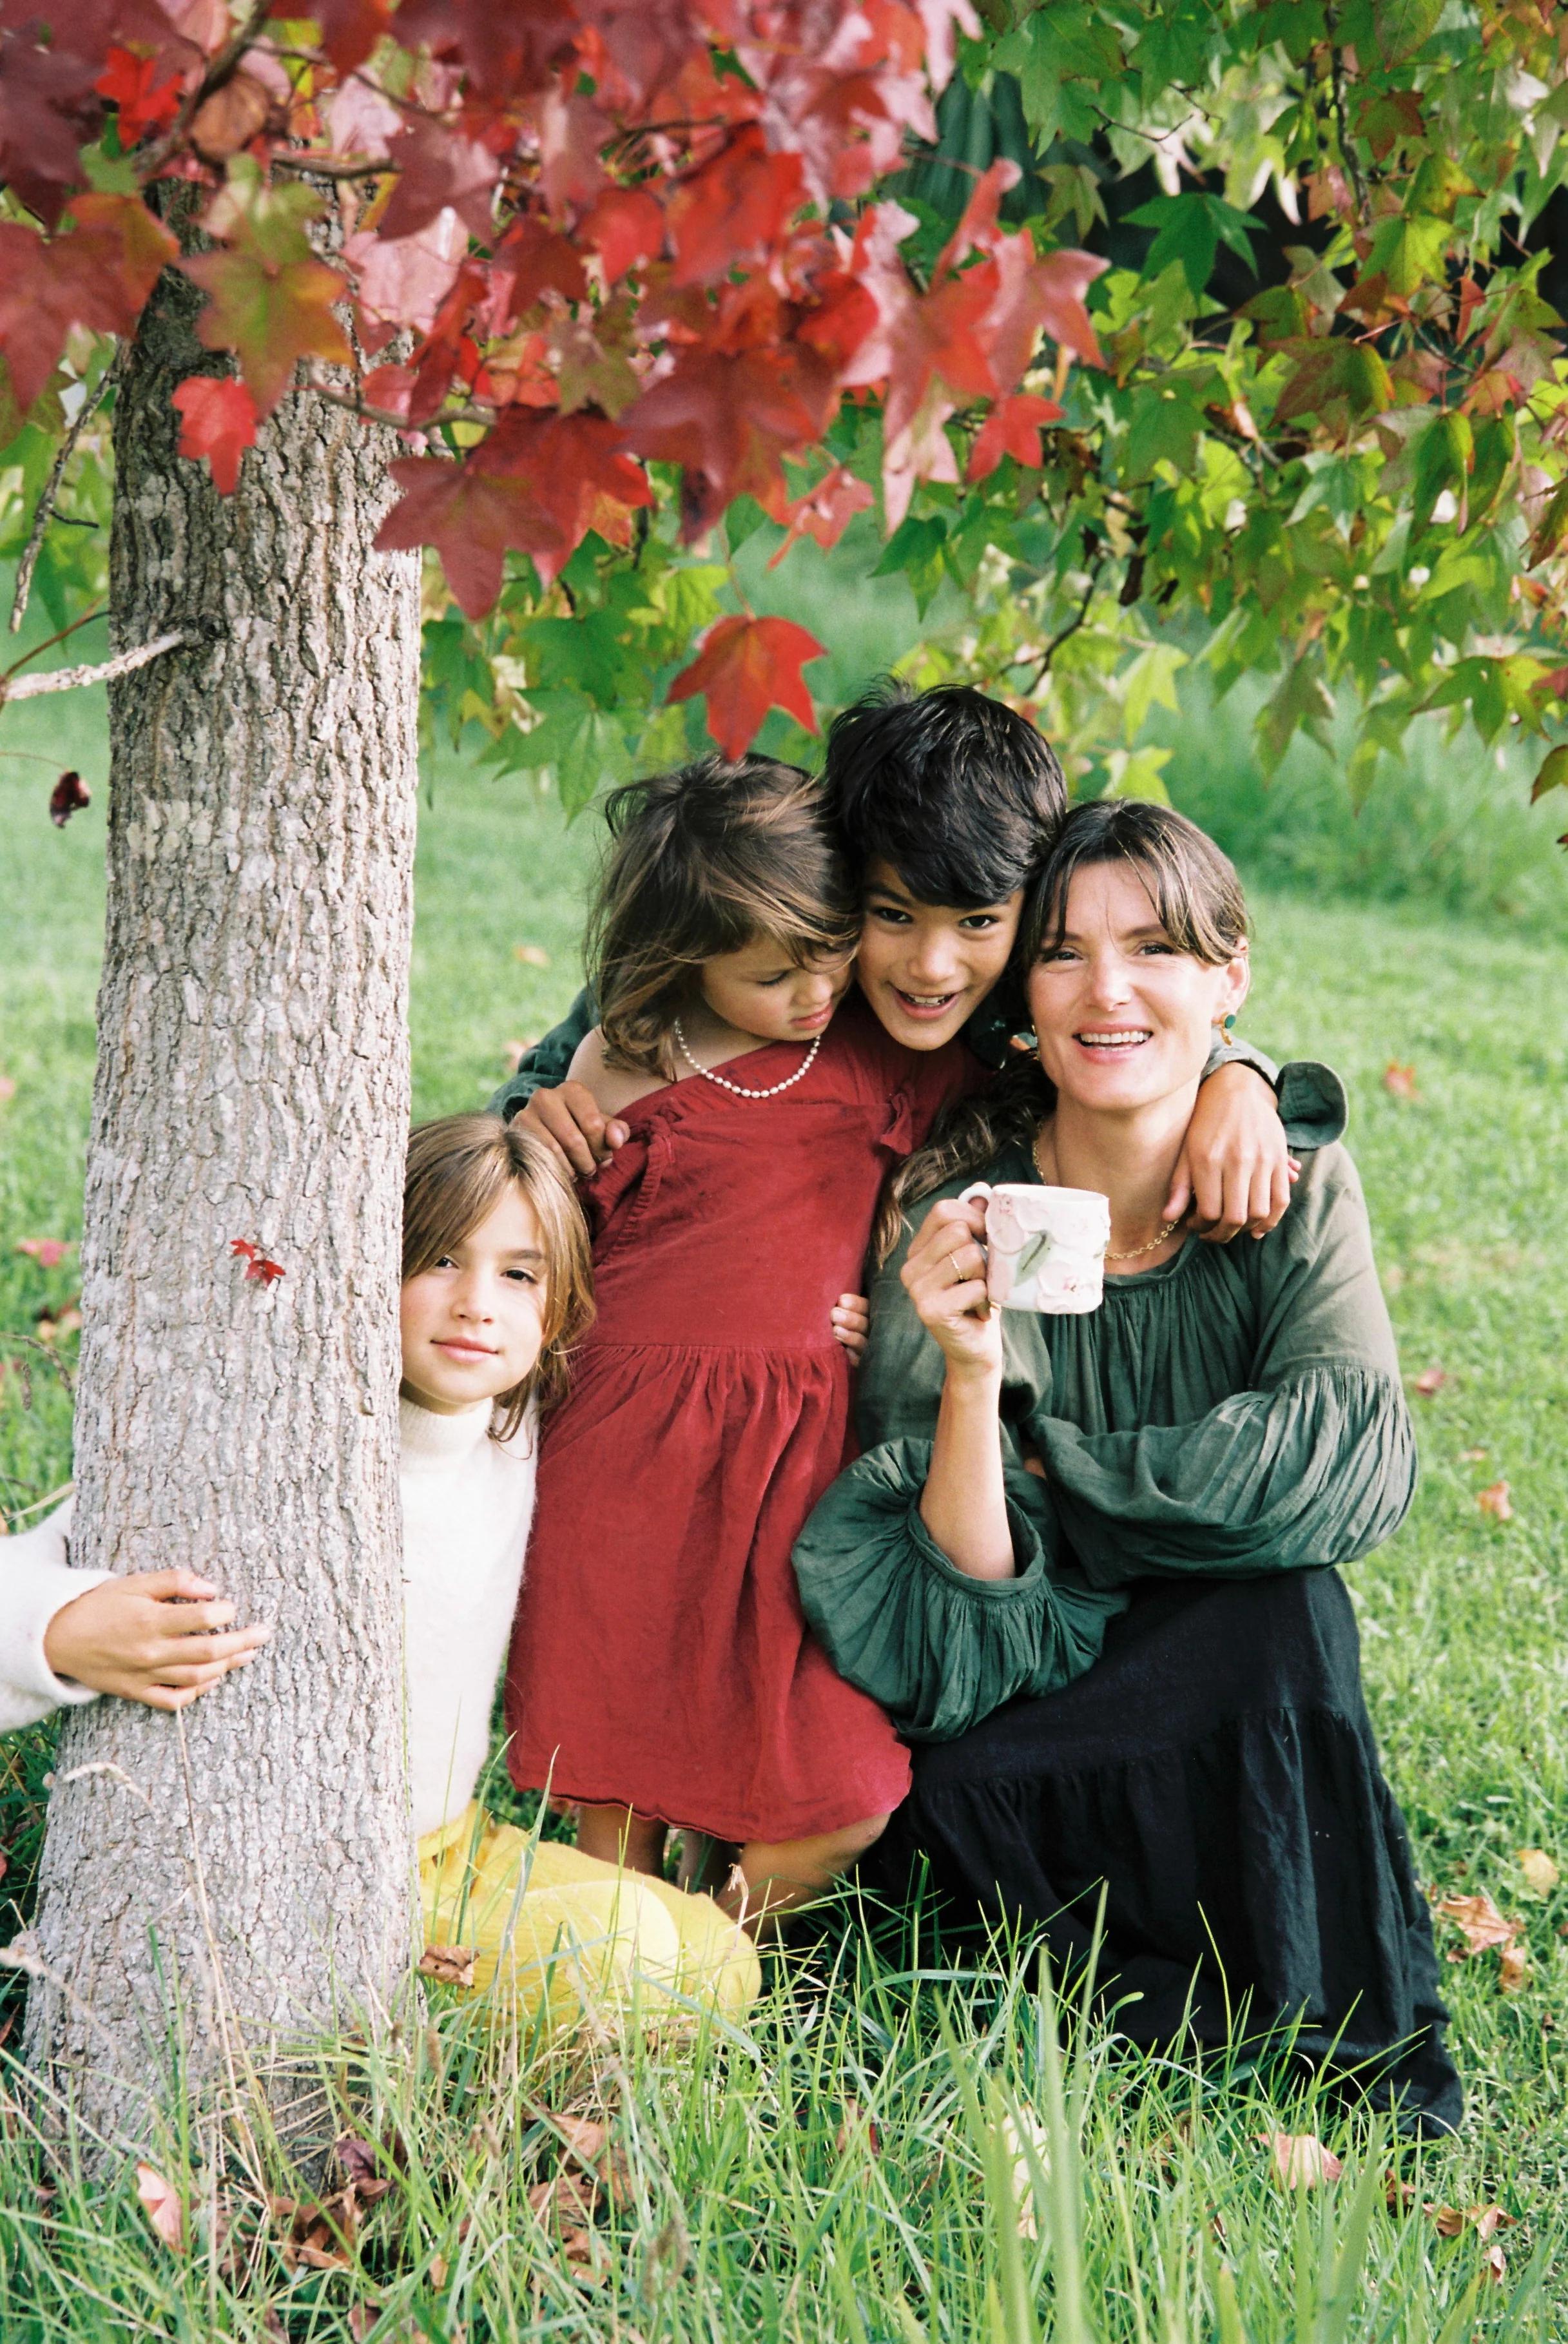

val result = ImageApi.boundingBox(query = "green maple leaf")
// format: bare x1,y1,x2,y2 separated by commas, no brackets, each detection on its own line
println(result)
1125,193,1262,297
1374,0,1444,65
490,688,634,816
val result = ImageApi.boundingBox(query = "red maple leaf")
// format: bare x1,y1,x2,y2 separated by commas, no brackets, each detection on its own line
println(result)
0,194,177,410
668,126,805,289
378,117,500,244
580,187,664,284
0,23,103,231
269,0,392,75
246,1255,286,1286
667,615,827,758
374,407,652,616
229,1238,258,1261
768,463,873,565
173,375,259,493
621,344,835,538
494,215,588,317
966,391,1063,481
95,44,184,146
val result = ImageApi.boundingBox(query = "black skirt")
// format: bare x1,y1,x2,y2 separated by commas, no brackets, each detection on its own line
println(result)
867,1567,1462,2133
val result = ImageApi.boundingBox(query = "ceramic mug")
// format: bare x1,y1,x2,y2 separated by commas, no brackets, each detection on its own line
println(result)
957,1181,1110,1314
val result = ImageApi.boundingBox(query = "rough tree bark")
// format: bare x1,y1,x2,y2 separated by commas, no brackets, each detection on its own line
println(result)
21,247,421,2153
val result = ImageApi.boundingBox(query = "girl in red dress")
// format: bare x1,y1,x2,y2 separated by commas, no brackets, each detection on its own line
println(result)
504,755,971,1927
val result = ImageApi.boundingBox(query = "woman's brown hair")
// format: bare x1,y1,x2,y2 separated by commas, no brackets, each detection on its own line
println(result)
403,1116,594,1437
588,755,860,1076
875,799,1250,1259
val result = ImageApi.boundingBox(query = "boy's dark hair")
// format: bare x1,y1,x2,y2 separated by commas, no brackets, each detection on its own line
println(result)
875,798,1250,1261
588,755,860,1077
823,681,1067,907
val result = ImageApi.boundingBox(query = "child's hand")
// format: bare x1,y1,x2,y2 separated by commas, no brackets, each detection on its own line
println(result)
513,1082,629,1180
43,1573,272,1712
1166,1061,1298,1242
830,1293,870,1365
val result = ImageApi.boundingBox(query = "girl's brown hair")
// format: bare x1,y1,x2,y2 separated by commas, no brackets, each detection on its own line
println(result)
403,1116,594,1437
875,799,1250,1259
588,755,860,1076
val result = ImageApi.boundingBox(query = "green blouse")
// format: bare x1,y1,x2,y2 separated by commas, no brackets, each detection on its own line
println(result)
793,1142,1416,1741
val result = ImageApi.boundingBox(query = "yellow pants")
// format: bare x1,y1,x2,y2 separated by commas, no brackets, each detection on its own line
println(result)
418,1803,760,2028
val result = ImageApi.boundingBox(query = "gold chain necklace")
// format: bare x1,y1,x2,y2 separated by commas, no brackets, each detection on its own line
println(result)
1031,1130,1181,1261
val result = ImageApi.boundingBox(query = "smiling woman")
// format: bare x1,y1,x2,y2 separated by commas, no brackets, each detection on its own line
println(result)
794,800,1462,2135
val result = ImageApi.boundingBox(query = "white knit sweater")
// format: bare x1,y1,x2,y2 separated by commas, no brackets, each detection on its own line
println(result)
0,1395,538,1840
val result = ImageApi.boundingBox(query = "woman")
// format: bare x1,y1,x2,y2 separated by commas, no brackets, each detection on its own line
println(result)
793,800,1460,2133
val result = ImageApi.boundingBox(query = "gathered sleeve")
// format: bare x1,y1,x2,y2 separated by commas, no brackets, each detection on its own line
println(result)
1027,1146,1417,1587
487,985,597,1119
793,1442,1125,1741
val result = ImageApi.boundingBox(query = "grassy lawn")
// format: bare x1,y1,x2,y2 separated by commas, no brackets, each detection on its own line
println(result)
1,708,1565,2338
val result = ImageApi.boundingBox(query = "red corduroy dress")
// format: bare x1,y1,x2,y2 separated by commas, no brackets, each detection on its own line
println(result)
504,993,973,1843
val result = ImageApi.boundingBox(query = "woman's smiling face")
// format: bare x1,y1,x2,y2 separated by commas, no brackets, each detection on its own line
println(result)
855,859,1022,1051
1025,860,1249,1111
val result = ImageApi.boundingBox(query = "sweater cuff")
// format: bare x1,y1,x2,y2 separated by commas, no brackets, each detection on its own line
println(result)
0,1560,111,1732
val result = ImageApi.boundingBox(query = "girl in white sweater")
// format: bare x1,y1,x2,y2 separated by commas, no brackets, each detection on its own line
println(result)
1,1116,758,2023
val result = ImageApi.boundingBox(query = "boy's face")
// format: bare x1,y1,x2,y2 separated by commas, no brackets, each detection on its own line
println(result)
854,860,1022,1051
400,1186,549,1416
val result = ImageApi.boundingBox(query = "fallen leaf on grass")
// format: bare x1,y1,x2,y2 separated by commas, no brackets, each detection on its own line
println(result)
135,2163,186,2252
0,1076,15,1104
1516,1847,1560,1895
528,2169,603,2235
1432,2204,1516,2242
1413,1367,1447,1396
1259,2132,1342,2189
1498,1942,1530,1992
1459,1446,1489,1462
837,2097,884,2157
1476,1479,1514,1521
419,1942,476,1988
271,2185,358,2272
16,1239,69,1268
334,2134,395,2203
1382,1061,1420,1098
1435,1889,1519,1955
514,942,551,967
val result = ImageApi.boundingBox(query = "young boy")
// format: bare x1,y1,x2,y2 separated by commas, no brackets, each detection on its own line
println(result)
494,683,1345,1213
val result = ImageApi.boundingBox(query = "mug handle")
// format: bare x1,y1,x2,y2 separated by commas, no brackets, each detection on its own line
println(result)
957,1181,992,1209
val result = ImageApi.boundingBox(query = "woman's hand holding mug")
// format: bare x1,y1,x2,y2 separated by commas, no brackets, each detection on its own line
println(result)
901,1196,1003,1381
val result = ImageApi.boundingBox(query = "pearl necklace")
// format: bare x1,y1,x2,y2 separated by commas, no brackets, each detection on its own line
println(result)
672,1017,823,1099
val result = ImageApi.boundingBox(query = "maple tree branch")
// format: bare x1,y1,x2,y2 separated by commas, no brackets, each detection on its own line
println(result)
0,631,191,708
8,354,123,637
0,601,108,681
1327,30,1371,228
142,0,274,173
271,152,395,180
1021,557,1107,690
300,373,466,442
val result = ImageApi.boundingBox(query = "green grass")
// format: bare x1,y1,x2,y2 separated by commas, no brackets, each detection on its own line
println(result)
1,690,1566,2335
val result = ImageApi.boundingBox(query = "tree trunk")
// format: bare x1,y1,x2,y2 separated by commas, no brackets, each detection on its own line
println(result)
22,252,421,2154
